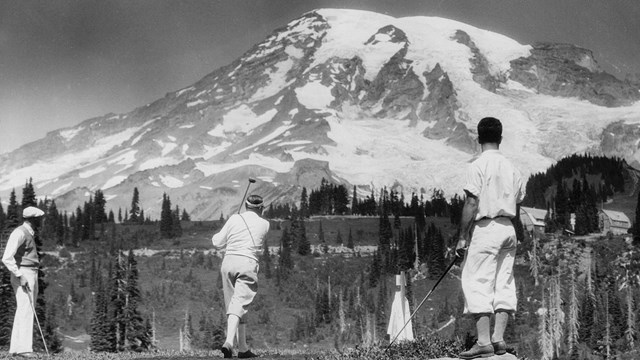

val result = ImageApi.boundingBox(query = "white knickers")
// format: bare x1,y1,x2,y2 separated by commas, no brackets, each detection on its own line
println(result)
461,217,517,314
221,255,259,322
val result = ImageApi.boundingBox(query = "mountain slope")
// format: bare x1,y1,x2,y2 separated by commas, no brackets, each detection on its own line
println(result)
2,8,640,219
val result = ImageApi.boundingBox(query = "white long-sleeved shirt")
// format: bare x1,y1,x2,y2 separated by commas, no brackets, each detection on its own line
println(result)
2,222,38,278
212,212,270,261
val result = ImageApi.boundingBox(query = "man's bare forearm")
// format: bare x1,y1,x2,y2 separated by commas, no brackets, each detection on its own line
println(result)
459,192,479,241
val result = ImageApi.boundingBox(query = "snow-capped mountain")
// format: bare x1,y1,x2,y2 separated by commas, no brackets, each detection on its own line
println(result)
2,9,640,220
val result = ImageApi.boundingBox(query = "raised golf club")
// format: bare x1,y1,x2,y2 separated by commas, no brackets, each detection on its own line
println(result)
24,284,49,357
237,178,257,214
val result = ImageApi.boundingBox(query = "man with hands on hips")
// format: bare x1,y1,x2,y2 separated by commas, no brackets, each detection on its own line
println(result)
2,206,45,358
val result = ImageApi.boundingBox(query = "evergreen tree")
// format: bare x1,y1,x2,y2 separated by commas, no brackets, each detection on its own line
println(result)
635,189,640,245
90,275,117,352
160,193,173,238
0,200,5,233
181,209,190,221
351,185,358,215
108,210,115,223
318,222,325,243
129,188,140,223
278,228,293,280
123,250,149,350
0,267,16,348
347,228,354,249
173,206,183,237
336,229,343,246
118,208,122,223
21,178,36,208
94,190,107,224
291,216,310,256
300,187,309,218
6,189,20,229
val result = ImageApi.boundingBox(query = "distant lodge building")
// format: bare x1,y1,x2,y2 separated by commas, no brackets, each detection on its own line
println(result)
520,207,547,234
599,209,632,235
519,207,632,236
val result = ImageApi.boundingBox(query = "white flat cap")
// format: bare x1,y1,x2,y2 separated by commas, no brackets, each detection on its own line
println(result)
23,206,44,218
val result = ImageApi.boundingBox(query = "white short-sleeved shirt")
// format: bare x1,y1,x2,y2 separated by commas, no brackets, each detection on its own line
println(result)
212,212,270,261
463,149,525,220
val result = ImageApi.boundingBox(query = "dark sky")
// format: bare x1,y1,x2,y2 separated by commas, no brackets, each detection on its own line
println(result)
2,0,639,154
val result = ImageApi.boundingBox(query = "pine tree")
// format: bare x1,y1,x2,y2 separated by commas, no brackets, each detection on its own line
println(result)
21,178,36,207
347,228,354,249
278,228,293,281
351,185,358,215
123,250,149,350
173,206,183,237
181,209,190,221
0,200,6,233
261,240,272,279
635,189,640,245
318,221,325,244
90,275,117,352
160,193,173,238
6,189,20,229
300,187,309,218
129,188,140,223
0,267,16,348
94,190,107,224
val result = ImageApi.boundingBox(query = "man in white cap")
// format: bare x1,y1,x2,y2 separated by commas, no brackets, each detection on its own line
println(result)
2,206,45,358
212,195,269,359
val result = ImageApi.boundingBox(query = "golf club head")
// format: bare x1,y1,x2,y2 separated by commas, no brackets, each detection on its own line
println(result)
249,178,256,183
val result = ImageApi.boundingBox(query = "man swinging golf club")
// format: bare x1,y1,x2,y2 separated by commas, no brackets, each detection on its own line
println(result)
456,117,525,359
1,206,45,358
212,181,269,359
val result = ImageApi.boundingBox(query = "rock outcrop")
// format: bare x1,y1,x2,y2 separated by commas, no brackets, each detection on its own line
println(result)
509,42,640,107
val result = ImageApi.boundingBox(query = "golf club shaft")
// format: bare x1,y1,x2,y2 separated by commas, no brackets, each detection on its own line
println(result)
237,179,255,214
25,286,50,356
386,256,458,349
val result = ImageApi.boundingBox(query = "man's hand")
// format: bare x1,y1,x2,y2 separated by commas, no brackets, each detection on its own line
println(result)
19,276,30,292
455,238,467,265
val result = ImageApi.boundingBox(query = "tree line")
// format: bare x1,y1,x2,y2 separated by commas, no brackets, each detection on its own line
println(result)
264,177,464,225
522,154,629,235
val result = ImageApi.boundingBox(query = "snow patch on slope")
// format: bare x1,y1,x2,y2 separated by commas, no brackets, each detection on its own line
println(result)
209,106,277,136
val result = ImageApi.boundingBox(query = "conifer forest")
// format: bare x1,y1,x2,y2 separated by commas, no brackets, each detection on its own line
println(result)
1,155,640,359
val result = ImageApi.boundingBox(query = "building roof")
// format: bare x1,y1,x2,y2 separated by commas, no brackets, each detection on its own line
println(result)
520,207,547,226
601,209,631,225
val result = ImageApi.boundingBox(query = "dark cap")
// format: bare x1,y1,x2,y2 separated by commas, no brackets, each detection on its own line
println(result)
245,195,264,209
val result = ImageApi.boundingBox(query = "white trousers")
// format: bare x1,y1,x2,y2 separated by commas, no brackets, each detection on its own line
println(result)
221,255,258,323
10,267,38,354
461,218,517,314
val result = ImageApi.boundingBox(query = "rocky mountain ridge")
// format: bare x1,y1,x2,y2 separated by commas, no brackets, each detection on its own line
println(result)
1,8,640,220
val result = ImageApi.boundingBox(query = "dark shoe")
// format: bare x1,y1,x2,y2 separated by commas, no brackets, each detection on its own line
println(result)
220,344,233,359
492,340,507,355
459,343,494,359
238,349,259,358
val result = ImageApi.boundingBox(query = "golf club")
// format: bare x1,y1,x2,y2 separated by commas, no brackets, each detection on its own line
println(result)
24,284,50,357
237,178,257,214
386,252,462,350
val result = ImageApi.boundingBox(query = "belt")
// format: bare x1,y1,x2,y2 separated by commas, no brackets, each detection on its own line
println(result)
19,263,40,268
477,216,512,221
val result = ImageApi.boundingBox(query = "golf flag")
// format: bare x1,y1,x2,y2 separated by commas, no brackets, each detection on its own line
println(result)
387,271,414,342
